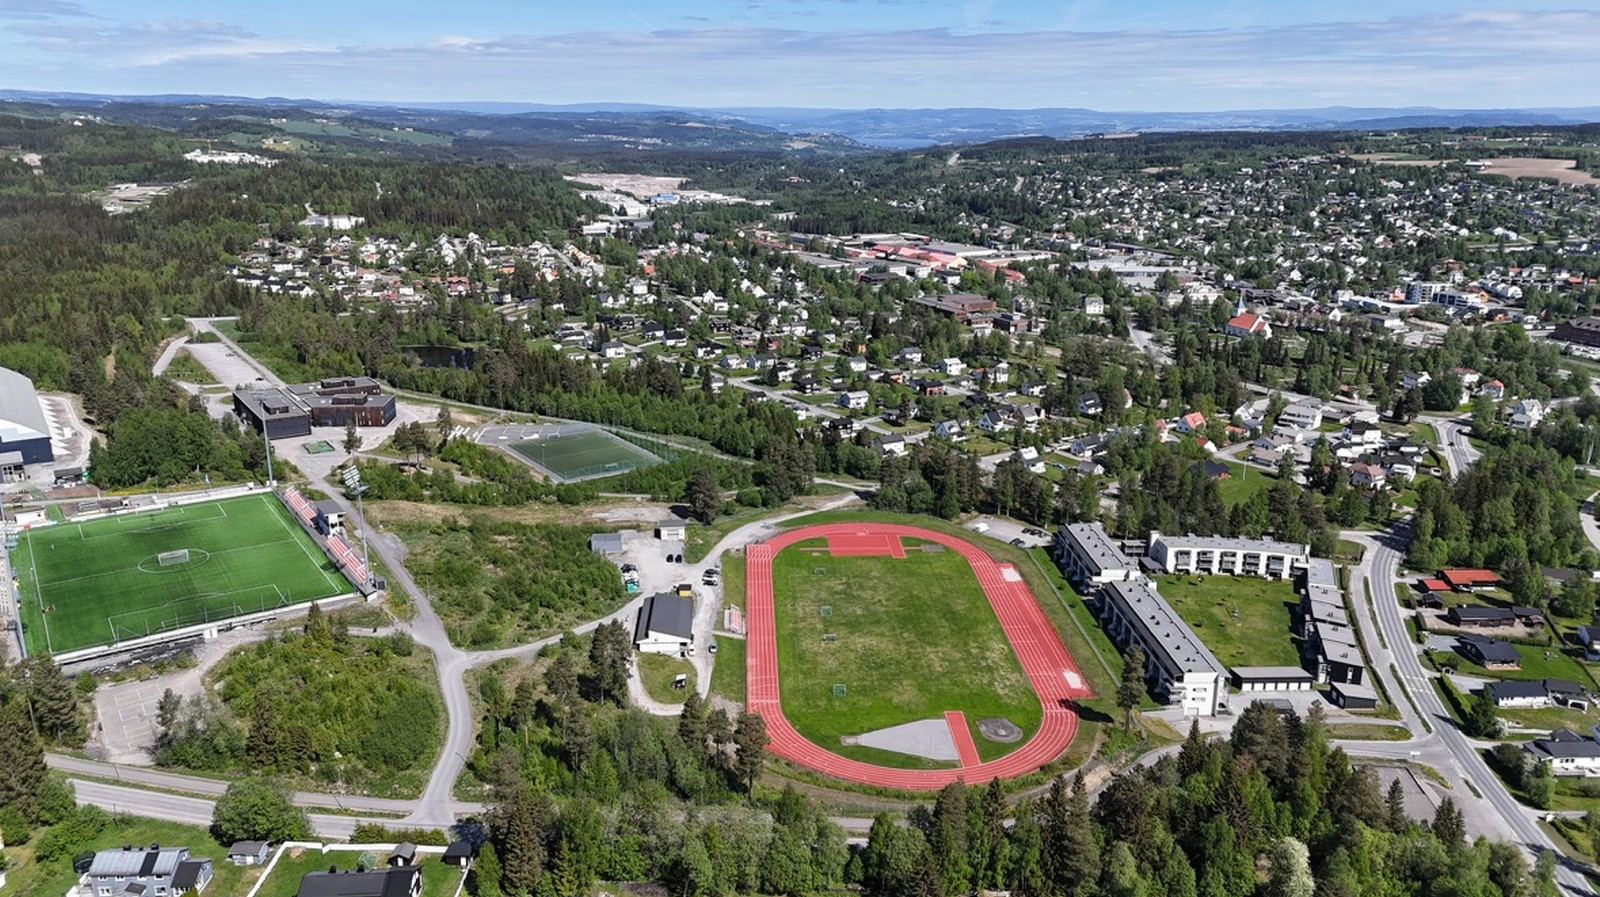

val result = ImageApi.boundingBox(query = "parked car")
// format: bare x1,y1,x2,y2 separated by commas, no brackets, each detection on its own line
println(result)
1009,537,1026,546
708,642,719,655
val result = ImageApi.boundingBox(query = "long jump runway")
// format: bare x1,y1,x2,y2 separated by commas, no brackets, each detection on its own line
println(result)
746,522,1092,789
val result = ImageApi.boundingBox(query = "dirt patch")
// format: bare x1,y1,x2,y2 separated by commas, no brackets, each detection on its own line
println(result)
977,717,1022,743
1418,610,1543,641
1476,157,1600,186
368,498,668,529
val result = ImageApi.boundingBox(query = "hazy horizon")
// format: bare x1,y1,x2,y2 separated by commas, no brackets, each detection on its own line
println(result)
1,1,1598,111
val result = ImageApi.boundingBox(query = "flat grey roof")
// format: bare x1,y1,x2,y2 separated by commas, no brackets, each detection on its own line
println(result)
0,366,50,443
1231,666,1314,680
1332,681,1380,701
1151,531,1309,557
1103,579,1225,678
1059,522,1134,575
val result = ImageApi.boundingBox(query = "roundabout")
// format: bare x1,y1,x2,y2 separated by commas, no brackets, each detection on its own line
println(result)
745,521,1091,789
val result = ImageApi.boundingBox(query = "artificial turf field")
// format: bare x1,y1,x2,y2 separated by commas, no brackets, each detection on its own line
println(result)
506,428,657,481
13,493,348,655
771,537,1041,766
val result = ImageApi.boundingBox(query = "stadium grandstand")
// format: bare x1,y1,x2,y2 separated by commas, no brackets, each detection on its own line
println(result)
0,366,53,483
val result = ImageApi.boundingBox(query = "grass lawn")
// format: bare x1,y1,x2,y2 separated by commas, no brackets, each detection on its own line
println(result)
1325,722,1414,741
771,536,1042,766
257,848,463,897
13,493,348,655
3,815,263,897
1217,463,1276,507
1152,574,1304,669
161,348,218,383
708,636,747,703
638,652,695,705
1497,704,1600,734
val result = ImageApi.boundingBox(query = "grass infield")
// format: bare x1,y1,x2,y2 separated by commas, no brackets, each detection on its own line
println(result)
772,537,1041,767
506,428,656,480
13,493,348,655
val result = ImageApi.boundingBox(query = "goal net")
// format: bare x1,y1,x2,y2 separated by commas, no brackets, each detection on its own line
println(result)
158,549,191,566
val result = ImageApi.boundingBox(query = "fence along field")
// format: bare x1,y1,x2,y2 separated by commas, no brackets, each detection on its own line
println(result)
13,493,348,655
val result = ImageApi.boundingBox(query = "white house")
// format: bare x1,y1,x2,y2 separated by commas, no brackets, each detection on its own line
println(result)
837,391,870,411
1508,399,1546,430
1526,732,1600,776
978,409,1013,434
875,434,909,457
939,357,966,376
847,356,869,373
1277,403,1323,430
600,341,628,359
634,593,695,656
1015,446,1045,474
934,420,967,441
1082,295,1105,316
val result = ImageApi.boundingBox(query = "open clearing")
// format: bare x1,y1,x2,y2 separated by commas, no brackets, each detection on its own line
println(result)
13,493,346,655
1153,574,1304,669
771,536,1040,766
1476,157,1600,186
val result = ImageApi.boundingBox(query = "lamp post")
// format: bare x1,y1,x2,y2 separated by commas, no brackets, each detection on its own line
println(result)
341,465,372,589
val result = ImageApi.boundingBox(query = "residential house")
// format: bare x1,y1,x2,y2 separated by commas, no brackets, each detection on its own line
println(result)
1176,411,1207,434
836,391,870,411
295,867,422,897
1486,679,1553,709
1480,379,1506,400
1081,295,1105,316
939,357,966,376
1446,606,1515,628
1070,433,1107,458
978,409,1013,434
846,356,869,373
387,845,417,869
934,420,967,442
897,347,924,365
1349,463,1387,490
1015,446,1046,474
1342,421,1384,446
1078,392,1104,416
1401,371,1432,390
1457,634,1520,669
874,434,909,457
600,341,628,360
1508,398,1547,430
1525,730,1600,776
1576,625,1600,661
1277,403,1323,430
83,846,214,897
1015,404,1045,431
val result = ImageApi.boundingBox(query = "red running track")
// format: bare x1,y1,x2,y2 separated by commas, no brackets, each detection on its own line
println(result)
746,522,1093,789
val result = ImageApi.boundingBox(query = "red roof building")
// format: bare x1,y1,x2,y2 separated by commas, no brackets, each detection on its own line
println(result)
1225,312,1272,338
1441,569,1500,591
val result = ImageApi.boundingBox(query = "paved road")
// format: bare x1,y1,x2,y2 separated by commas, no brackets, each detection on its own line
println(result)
70,779,378,841
1417,414,1480,478
1344,526,1596,893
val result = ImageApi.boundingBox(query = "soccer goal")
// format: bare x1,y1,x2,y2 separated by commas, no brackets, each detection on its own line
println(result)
158,549,191,566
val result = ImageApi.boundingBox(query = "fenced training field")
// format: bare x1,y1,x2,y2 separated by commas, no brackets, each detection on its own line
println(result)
12,493,349,655
480,423,663,482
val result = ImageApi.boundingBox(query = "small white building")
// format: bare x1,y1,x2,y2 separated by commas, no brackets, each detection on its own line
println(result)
837,391,870,411
1277,403,1323,430
939,357,966,376
634,592,695,656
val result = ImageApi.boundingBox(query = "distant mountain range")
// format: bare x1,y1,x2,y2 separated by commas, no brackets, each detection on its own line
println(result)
4,89,1599,150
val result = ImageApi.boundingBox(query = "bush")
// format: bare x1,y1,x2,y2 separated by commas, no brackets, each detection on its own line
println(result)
210,779,310,845
34,805,108,863
0,806,29,846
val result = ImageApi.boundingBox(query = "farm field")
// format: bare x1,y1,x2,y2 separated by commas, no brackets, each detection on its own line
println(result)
13,493,347,655
770,536,1041,766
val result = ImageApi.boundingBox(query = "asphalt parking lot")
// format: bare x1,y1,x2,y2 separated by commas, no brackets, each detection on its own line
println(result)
967,516,1053,550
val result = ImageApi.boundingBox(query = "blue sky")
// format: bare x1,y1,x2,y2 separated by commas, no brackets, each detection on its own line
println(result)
1,0,1598,110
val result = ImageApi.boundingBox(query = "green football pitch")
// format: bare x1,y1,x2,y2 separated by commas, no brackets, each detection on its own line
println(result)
507,429,657,481
12,493,349,656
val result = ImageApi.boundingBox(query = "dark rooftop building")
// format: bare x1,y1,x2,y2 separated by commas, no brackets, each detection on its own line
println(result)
233,377,396,440
296,867,422,897
1552,317,1600,349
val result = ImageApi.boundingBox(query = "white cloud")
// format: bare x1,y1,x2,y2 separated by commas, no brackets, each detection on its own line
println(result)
4,9,1599,109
